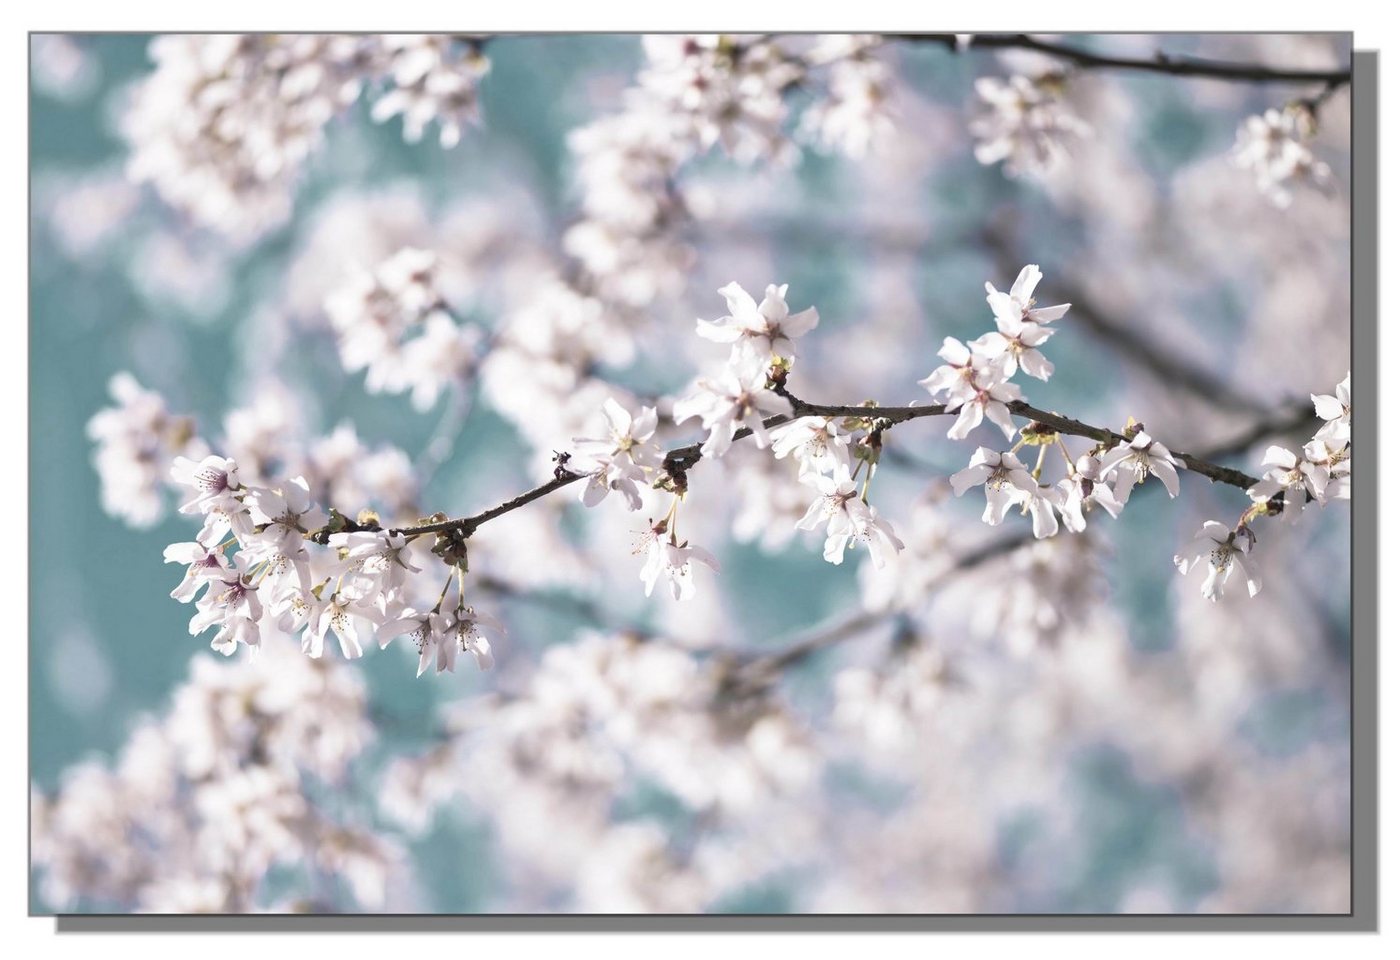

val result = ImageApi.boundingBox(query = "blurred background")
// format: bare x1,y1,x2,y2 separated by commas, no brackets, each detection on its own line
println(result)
30,33,1352,914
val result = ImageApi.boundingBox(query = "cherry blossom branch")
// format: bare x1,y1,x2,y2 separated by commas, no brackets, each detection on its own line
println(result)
382,390,1265,543
896,33,1351,87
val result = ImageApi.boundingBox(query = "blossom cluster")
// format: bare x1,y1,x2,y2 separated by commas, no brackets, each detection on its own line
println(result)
325,246,481,410
969,73,1090,178
88,378,419,532
564,35,895,307
122,35,491,241
1167,371,1353,602
163,451,502,676
31,644,396,912
1232,104,1334,208
377,631,814,908
1173,371,1350,602
87,373,207,527
924,264,1153,546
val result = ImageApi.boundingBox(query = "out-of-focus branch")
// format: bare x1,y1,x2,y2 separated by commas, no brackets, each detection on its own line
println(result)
895,33,1351,87
979,226,1277,417
1196,400,1318,461
477,575,657,640
737,532,1034,674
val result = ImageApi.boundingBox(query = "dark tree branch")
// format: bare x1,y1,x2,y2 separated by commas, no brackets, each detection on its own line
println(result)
895,33,1351,87
384,390,1270,541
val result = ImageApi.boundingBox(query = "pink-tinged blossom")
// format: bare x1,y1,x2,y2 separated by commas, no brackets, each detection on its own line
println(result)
171,455,245,518
1100,431,1183,501
573,398,661,511
949,447,1037,526
985,264,1071,327
696,282,819,363
672,356,793,460
1174,521,1261,602
1311,372,1350,442
187,559,264,656
163,541,236,603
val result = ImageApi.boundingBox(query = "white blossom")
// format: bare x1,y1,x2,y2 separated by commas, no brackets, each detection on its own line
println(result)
1311,371,1351,442
121,35,491,240
572,399,661,511
799,39,895,158
1247,445,1328,523
696,281,819,364
985,264,1072,327
377,609,451,677
672,356,793,459
1100,430,1183,502
769,416,853,479
308,592,384,660
945,371,1025,442
949,447,1038,526
635,520,721,601
917,337,984,406
791,461,907,566
1304,436,1351,503
439,606,506,672
1174,521,1261,601
972,316,1056,381
639,35,802,165
1056,453,1124,532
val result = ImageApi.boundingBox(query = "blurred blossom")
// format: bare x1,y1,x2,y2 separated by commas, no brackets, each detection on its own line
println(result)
31,34,100,101
970,73,1090,178
32,645,396,912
